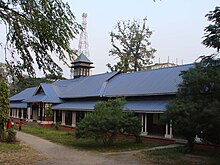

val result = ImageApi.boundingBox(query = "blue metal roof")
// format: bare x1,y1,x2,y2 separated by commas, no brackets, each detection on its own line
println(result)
10,64,194,110
52,101,98,111
103,64,194,97
54,72,119,98
23,84,63,103
23,94,47,103
124,100,170,112
52,100,169,112
73,53,93,64
9,102,27,108
9,87,37,101
40,84,63,103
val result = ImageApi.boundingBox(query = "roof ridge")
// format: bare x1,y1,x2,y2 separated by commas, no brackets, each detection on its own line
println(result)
119,63,194,76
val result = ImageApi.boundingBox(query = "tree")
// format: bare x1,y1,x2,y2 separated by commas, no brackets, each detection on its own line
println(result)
0,74,9,140
75,98,142,146
202,6,220,52
163,6,220,151
9,73,66,96
107,17,156,73
163,57,220,150
0,0,81,77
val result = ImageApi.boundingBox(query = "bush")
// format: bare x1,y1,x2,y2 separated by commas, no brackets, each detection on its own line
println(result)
76,98,142,146
6,129,16,143
55,122,61,130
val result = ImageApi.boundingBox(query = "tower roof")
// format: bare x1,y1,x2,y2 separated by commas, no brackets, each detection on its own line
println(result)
72,53,93,64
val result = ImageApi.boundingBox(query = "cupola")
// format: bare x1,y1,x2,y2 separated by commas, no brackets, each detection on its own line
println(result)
71,53,94,78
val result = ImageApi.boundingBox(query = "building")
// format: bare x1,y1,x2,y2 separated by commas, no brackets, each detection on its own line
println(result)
147,62,177,70
9,53,194,139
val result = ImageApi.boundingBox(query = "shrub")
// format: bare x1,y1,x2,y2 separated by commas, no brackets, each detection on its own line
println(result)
6,129,16,143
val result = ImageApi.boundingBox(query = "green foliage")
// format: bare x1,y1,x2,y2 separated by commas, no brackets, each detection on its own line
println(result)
6,129,16,143
202,6,220,51
0,74,9,138
55,121,61,130
163,56,220,150
76,98,142,146
108,17,156,73
0,0,81,77
45,105,53,117
9,74,66,96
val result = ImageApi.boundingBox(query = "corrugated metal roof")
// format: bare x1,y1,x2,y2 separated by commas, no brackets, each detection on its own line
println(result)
10,102,27,108
9,87,37,101
10,64,194,107
124,100,170,112
52,101,98,111
52,100,169,112
73,53,93,64
56,72,119,98
23,84,63,103
23,94,47,103
41,84,63,103
103,64,194,97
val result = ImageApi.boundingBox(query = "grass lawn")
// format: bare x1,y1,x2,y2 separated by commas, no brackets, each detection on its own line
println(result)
0,141,45,165
0,142,22,153
20,124,163,152
138,146,220,165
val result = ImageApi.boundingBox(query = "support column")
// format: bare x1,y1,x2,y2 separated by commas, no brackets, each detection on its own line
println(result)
27,107,31,121
164,120,173,138
144,114,148,135
141,114,144,132
21,109,24,119
16,109,19,118
169,120,173,138
42,106,45,120
53,110,56,124
61,111,65,125
38,106,41,118
72,112,76,127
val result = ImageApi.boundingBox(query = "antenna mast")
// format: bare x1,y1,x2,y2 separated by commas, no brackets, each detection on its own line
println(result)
70,13,90,79
78,13,89,56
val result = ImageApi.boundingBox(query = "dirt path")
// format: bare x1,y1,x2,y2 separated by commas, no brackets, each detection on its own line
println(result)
16,131,143,165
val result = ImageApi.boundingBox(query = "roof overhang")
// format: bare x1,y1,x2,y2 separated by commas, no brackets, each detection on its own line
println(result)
10,102,27,108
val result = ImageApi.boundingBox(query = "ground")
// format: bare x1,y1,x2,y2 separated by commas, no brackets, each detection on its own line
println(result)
1,131,218,165
0,141,45,165
16,131,142,165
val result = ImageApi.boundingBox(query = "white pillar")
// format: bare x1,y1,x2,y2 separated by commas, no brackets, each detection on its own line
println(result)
165,120,173,139
169,120,173,138
144,114,148,135
27,107,31,121
21,109,24,119
72,112,76,127
16,109,19,118
141,114,144,132
61,111,65,125
38,106,41,118
42,107,45,119
54,110,56,124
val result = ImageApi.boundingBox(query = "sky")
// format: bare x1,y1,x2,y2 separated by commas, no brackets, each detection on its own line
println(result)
0,0,219,78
